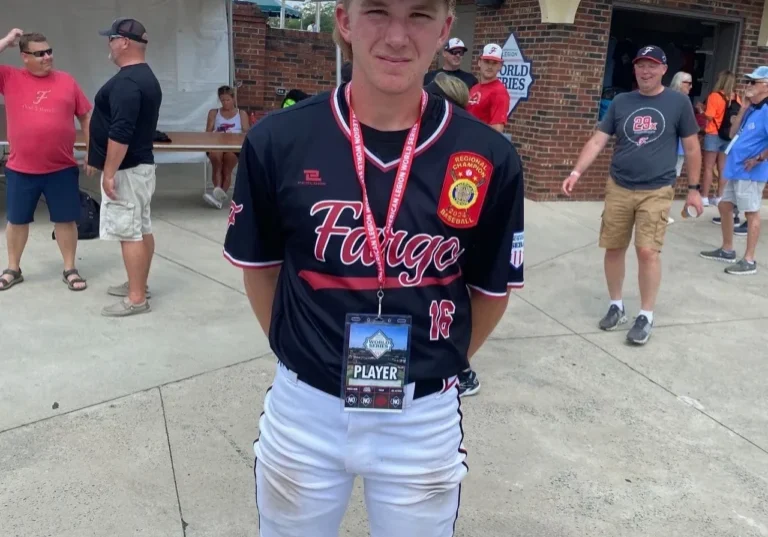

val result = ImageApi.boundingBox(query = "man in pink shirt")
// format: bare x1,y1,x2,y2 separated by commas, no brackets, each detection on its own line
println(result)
0,28,92,291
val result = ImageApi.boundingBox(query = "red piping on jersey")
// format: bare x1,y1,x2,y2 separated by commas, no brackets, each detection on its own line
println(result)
441,377,459,393
330,86,453,173
298,270,462,291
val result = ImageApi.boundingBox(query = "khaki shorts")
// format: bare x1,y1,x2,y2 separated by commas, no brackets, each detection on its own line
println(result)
721,179,766,213
100,164,157,242
599,177,674,251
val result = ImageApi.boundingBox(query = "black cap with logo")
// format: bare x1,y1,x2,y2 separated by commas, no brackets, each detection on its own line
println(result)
99,18,148,44
633,45,667,65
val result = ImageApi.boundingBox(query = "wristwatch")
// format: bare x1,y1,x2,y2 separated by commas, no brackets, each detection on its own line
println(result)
688,184,701,191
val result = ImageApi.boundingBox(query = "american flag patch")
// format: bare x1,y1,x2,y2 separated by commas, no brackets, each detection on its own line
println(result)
510,231,524,268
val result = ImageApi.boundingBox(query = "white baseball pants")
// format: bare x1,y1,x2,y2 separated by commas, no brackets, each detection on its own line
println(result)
254,362,468,537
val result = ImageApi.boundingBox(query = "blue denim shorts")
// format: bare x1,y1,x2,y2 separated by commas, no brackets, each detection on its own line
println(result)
703,134,729,153
5,166,80,225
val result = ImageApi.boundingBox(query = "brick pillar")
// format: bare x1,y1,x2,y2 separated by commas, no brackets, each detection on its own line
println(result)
233,1,268,116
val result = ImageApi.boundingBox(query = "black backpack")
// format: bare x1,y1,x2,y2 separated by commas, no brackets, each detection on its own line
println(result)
716,92,741,141
51,190,100,241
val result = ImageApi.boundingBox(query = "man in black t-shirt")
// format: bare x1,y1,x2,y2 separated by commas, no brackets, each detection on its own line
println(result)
423,37,478,90
87,18,162,317
224,0,523,533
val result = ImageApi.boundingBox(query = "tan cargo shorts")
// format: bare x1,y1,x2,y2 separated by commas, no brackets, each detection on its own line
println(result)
599,177,674,251
100,164,157,242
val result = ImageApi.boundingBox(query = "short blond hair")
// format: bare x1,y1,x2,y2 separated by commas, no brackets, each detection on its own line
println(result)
433,72,468,108
332,0,455,61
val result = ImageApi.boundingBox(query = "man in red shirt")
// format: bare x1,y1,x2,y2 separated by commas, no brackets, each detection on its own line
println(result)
0,28,92,291
467,43,510,132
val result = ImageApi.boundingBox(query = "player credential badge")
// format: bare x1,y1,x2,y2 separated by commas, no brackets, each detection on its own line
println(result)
510,231,524,268
437,152,493,229
342,314,411,413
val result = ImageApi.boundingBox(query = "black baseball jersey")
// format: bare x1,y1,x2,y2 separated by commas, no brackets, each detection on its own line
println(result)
224,84,524,394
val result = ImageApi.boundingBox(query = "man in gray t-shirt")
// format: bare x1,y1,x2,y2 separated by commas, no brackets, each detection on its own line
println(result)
560,45,703,346
599,88,700,190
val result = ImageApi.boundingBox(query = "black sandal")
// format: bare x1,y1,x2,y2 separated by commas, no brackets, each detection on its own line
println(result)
0,268,23,291
62,268,87,291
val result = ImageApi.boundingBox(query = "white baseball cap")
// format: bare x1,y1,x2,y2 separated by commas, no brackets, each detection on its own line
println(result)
481,43,502,62
444,38,467,52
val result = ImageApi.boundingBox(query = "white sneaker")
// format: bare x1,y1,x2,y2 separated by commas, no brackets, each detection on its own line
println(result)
701,197,710,207
667,216,675,225
213,187,227,202
203,192,223,209
711,197,721,206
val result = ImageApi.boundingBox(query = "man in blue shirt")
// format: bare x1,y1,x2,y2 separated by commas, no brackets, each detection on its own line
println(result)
700,66,768,275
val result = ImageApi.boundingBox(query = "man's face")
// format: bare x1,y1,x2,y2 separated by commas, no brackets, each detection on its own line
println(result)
21,40,53,76
747,78,768,102
336,0,452,95
442,47,463,70
478,58,501,81
633,60,667,92
107,35,129,64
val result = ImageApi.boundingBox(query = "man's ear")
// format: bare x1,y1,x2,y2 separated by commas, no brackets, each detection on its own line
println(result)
438,15,453,50
336,3,352,44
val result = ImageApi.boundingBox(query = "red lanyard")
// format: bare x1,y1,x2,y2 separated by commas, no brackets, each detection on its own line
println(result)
345,83,427,315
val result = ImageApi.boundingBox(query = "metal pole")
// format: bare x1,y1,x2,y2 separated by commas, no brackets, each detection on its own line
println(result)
336,45,341,85
315,2,321,32
280,0,286,28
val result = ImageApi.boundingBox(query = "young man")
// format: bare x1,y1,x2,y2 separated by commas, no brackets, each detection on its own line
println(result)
87,18,162,316
700,66,768,275
423,38,478,90
466,43,510,132
0,29,92,292
223,0,524,534
562,46,703,345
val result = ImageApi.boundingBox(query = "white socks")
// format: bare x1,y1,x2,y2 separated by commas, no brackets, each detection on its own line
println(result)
610,300,653,323
638,310,654,323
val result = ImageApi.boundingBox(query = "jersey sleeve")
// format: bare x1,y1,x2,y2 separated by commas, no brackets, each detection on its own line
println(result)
0,65,12,94
489,90,510,126
464,146,525,296
223,119,285,269
73,79,92,117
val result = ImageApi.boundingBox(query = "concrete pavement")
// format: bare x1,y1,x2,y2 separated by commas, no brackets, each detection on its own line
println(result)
1,166,767,536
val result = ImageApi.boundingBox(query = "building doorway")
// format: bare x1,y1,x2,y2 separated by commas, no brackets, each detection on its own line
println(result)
602,5,740,112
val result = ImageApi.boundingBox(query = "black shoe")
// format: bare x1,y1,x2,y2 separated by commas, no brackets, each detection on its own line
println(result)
734,221,748,236
712,215,740,225
599,304,627,331
626,315,653,345
458,369,480,398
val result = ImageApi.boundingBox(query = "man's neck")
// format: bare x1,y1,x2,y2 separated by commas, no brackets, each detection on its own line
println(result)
349,77,423,132
119,57,145,68
638,85,664,97
479,76,497,84
442,65,459,72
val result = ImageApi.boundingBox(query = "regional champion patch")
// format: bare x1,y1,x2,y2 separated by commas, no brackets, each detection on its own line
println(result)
437,152,493,229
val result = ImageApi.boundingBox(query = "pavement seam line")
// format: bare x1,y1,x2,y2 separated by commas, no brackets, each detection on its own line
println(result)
514,294,768,457
527,241,598,270
0,351,275,436
159,386,188,537
152,251,245,295
580,334,768,457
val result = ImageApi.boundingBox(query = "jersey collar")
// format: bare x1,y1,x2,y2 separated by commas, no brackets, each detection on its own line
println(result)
330,84,452,172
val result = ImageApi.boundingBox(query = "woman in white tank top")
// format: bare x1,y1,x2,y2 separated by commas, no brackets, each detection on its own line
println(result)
204,85,250,209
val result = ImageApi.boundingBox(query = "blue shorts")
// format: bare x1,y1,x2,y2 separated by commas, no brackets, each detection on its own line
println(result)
5,166,81,225
703,133,729,153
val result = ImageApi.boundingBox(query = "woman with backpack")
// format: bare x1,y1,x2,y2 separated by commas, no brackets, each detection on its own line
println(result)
701,70,741,208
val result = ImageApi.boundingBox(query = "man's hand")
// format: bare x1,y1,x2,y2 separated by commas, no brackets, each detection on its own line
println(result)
744,156,761,171
1,28,23,50
85,164,98,176
686,189,704,216
102,175,117,199
561,172,580,197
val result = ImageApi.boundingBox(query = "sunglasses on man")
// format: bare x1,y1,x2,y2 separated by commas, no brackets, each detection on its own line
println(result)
748,80,768,85
23,48,53,58
446,49,465,56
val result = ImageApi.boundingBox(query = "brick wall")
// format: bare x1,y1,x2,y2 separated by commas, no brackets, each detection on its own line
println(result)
472,0,768,200
232,2,337,120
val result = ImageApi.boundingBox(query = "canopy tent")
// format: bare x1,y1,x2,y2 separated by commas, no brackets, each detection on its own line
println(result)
0,0,233,164
238,0,301,19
